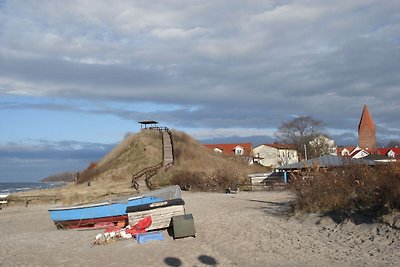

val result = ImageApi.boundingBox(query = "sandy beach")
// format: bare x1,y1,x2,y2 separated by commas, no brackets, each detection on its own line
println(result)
1,190,399,267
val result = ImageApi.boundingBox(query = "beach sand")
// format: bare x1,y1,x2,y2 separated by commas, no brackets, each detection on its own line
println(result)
1,191,399,267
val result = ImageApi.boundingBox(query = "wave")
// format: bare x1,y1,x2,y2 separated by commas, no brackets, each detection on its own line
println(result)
0,182,66,194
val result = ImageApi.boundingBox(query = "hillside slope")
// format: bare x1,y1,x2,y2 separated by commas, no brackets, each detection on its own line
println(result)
15,129,267,204
152,130,264,191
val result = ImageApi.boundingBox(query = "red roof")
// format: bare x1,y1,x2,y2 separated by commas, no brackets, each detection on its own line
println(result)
337,146,400,161
376,148,391,155
337,146,357,156
204,143,253,156
377,147,400,158
349,148,369,158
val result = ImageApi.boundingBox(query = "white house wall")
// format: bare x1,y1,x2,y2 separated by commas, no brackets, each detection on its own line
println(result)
253,145,298,168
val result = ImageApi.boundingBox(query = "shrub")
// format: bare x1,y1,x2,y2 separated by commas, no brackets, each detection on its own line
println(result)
290,163,400,216
170,167,242,192
76,162,98,184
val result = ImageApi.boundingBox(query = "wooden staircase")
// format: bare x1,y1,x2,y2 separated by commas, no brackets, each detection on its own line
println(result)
131,127,174,191
162,128,174,167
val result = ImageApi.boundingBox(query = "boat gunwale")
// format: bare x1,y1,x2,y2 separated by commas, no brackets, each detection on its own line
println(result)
48,201,119,211
48,195,162,212
126,198,185,213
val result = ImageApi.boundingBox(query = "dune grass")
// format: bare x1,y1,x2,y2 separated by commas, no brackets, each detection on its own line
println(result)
290,163,400,218
15,129,268,204
151,130,267,191
76,131,162,185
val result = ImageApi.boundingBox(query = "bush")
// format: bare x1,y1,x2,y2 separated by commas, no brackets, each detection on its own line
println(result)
170,167,243,192
76,162,98,184
290,164,400,216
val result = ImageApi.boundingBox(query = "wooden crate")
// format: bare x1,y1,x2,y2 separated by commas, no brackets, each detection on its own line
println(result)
128,205,185,231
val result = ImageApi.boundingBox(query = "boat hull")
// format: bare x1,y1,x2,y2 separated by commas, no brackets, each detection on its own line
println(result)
53,215,128,229
49,196,162,229
48,185,182,230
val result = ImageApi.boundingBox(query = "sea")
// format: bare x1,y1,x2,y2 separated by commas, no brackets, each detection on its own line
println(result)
0,182,66,195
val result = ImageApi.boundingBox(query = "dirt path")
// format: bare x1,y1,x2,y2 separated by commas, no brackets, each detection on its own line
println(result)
0,191,399,266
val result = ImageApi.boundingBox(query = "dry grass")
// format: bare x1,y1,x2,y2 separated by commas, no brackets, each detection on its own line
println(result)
76,131,162,185
14,129,269,204
290,163,400,217
151,130,266,192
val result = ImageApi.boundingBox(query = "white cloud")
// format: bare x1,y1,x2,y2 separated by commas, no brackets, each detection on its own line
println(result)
150,27,209,40
0,0,399,140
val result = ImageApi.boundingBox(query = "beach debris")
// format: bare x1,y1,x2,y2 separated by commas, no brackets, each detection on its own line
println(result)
136,231,164,244
180,185,191,191
225,187,239,194
0,194,8,210
91,216,152,246
171,214,196,239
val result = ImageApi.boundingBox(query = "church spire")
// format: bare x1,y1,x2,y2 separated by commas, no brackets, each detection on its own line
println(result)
358,104,376,152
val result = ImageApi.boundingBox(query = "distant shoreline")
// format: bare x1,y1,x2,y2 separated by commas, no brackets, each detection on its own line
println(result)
0,181,67,195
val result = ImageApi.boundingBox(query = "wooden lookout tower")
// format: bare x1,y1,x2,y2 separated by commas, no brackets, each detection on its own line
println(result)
138,120,159,130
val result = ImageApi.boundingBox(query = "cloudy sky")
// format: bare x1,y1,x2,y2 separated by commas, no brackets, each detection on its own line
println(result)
1,0,399,182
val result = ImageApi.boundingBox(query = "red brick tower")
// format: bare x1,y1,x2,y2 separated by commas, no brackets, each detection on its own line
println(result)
358,104,376,152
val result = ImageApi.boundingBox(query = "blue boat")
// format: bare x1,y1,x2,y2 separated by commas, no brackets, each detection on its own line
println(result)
48,185,181,229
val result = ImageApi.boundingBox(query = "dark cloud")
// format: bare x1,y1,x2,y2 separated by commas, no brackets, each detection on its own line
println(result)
0,0,399,181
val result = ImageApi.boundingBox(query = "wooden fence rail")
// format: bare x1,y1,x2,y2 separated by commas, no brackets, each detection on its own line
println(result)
7,195,60,207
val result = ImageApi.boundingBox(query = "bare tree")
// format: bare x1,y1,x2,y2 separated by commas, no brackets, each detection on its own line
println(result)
275,116,325,160
387,140,400,148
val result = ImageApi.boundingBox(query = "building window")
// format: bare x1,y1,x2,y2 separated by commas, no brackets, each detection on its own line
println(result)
235,148,243,155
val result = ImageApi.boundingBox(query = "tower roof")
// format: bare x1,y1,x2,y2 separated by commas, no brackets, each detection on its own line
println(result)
358,104,375,133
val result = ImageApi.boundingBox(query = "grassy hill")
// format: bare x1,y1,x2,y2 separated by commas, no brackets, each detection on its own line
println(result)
12,129,267,204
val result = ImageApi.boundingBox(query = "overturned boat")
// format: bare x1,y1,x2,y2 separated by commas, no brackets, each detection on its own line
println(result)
48,185,182,229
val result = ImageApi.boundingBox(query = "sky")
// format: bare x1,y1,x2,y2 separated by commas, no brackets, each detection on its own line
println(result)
1,0,399,182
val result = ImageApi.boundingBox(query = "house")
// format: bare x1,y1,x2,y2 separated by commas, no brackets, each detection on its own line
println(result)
337,146,400,162
376,147,400,161
337,146,370,159
204,143,253,157
337,146,357,157
252,143,298,168
204,143,254,165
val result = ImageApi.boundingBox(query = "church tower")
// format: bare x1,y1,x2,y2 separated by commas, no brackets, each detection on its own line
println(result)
358,104,376,152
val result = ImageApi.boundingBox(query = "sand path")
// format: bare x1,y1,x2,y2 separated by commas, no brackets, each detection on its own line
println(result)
0,191,399,266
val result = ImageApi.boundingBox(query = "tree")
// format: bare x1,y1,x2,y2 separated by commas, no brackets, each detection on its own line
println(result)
308,135,336,157
387,140,400,148
275,116,325,160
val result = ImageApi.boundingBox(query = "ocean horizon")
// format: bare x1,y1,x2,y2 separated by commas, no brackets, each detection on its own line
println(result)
0,182,67,195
